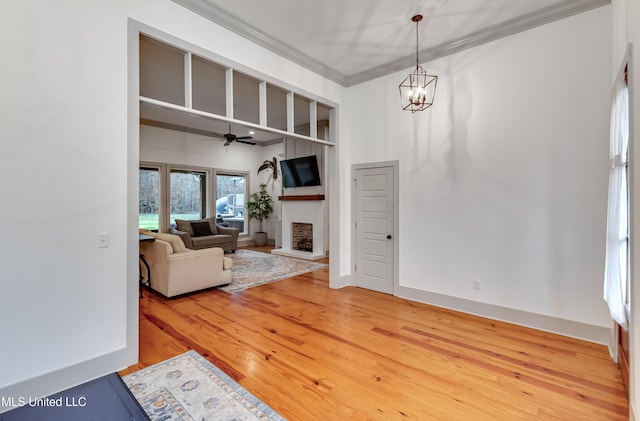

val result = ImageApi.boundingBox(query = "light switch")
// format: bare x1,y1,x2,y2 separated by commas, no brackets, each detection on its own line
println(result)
98,233,110,248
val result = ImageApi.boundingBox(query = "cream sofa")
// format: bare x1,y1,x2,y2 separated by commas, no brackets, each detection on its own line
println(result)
139,230,233,298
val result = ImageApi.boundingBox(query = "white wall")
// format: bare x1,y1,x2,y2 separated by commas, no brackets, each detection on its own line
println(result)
0,0,342,409
343,7,612,338
0,1,136,403
612,0,639,418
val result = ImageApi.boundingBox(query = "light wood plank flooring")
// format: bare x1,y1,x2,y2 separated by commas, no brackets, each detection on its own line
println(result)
121,247,628,420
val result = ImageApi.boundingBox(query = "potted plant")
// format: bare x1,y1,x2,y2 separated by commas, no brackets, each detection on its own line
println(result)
246,183,274,246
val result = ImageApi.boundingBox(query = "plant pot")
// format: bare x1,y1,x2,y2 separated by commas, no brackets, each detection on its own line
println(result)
255,232,268,246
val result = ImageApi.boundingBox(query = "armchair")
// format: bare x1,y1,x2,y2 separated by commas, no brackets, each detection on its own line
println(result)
139,231,233,298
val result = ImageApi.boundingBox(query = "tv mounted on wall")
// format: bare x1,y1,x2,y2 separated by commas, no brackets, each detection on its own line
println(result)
280,155,321,188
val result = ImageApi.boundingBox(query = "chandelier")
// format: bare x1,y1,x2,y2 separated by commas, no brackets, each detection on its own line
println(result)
399,15,437,112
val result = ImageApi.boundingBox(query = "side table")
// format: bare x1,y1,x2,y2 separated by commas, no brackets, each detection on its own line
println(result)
138,234,155,297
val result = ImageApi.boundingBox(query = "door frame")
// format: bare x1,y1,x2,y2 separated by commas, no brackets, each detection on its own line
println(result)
351,160,399,295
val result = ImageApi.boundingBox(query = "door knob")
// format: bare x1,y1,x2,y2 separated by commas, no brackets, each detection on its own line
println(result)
387,234,392,239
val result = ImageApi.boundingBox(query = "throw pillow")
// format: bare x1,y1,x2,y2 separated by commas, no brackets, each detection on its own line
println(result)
191,221,213,237
205,219,218,235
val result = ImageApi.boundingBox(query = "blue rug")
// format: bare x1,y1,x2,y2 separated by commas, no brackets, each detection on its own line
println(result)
122,350,285,420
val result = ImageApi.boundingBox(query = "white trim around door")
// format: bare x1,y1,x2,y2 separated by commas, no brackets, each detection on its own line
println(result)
351,161,399,295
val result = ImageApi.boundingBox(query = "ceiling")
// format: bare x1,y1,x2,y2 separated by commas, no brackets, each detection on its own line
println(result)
143,0,608,146
171,0,609,87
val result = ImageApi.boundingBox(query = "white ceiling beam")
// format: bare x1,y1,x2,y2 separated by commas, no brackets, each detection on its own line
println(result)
259,81,267,127
140,96,335,147
309,101,317,139
286,92,294,133
225,68,233,119
184,52,192,109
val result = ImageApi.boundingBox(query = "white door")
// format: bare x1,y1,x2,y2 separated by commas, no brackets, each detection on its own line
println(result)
354,166,395,294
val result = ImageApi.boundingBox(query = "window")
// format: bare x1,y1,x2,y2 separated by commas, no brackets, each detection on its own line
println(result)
138,164,249,235
170,169,207,226
603,61,630,329
216,172,247,233
139,166,160,231
624,66,630,317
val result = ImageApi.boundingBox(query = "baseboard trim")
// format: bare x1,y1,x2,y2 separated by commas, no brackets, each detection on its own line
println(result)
396,285,610,345
332,274,350,289
0,347,134,414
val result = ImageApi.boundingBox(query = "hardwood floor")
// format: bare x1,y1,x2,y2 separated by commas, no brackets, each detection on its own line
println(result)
121,246,628,420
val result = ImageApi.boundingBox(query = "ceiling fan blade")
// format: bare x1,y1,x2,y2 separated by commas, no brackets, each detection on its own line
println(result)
236,139,256,145
235,136,253,140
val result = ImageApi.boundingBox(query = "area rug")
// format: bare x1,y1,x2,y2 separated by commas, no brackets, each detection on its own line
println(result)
122,350,285,421
219,249,327,293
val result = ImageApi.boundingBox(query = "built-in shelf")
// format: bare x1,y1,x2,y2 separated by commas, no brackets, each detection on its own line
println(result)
138,34,336,147
278,194,325,201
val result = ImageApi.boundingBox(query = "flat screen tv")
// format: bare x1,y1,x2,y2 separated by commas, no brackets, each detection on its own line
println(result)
280,155,321,188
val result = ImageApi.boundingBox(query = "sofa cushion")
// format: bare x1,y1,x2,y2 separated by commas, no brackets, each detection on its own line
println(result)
191,234,232,249
191,221,213,237
142,231,186,253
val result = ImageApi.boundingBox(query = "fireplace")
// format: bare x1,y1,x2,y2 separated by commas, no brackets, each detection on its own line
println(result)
291,222,313,252
271,199,325,261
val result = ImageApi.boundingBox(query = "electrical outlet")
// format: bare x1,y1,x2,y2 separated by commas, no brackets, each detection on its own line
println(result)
98,233,110,248
472,279,481,290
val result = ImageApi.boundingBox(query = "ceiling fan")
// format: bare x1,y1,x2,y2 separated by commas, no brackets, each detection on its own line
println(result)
217,124,256,146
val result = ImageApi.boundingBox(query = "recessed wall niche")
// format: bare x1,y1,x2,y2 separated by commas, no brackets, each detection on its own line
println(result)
233,71,260,125
192,55,226,116
317,103,331,141
294,95,312,136
139,35,185,106
266,84,288,131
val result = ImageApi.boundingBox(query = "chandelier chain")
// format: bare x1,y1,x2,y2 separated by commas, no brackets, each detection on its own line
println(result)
415,19,420,68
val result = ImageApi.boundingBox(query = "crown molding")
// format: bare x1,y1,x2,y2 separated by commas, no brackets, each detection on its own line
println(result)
171,0,349,85
172,0,609,88
346,0,610,86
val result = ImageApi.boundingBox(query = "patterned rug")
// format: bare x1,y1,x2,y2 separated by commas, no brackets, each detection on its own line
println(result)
219,249,327,293
122,350,285,421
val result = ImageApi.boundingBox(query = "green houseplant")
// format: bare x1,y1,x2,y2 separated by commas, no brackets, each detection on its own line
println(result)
246,183,274,246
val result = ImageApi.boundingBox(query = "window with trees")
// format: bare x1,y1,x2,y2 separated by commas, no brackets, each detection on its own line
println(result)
170,168,207,226
139,164,249,234
139,166,160,231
